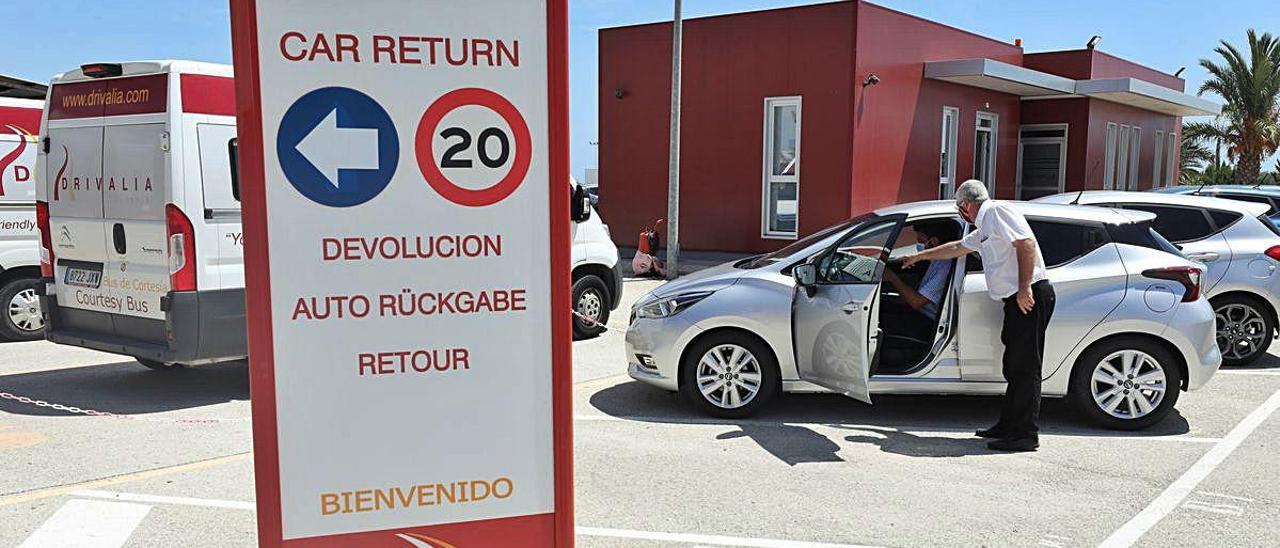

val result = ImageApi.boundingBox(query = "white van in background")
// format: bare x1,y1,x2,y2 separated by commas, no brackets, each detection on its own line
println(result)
570,181,622,339
35,61,244,368
0,97,45,341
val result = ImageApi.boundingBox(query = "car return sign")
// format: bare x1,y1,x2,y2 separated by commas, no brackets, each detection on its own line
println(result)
230,1,571,546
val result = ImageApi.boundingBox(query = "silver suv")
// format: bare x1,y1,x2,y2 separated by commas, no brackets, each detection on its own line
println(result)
625,201,1220,430
1037,191,1280,366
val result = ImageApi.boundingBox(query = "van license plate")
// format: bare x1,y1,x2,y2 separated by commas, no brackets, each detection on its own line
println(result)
64,265,103,289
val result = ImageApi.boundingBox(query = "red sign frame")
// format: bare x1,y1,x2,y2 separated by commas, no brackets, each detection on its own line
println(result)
229,1,573,546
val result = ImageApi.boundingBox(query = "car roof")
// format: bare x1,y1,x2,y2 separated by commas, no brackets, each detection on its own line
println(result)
1154,185,1280,198
52,60,232,84
872,199,1155,225
1034,190,1271,216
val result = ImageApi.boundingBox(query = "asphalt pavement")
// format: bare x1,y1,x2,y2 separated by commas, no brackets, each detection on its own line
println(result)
2,276,1278,547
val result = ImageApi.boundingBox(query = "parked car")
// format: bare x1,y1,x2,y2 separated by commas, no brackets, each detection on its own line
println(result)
570,182,622,339
1037,191,1280,366
0,97,45,341
625,200,1220,429
1154,184,1280,225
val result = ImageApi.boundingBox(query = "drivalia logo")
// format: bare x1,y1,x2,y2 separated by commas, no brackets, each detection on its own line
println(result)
394,533,457,548
0,124,35,197
51,145,156,201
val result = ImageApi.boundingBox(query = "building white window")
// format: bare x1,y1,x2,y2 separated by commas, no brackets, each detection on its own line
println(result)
1103,122,1118,190
1016,124,1068,200
1115,124,1131,190
940,106,959,199
1165,133,1178,186
1128,127,1141,190
1153,130,1165,188
974,112,998,186
763,96,801,238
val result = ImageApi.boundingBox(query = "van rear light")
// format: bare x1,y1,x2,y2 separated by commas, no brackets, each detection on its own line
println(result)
1265,245,1280,262
166,204,196,291
80,63,122,78
36,201,54,278
1143,266,1202,302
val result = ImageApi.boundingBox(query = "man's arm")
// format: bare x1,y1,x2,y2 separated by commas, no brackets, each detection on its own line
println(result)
1013,238,1037,314
902,241,971,268
883,269,932,311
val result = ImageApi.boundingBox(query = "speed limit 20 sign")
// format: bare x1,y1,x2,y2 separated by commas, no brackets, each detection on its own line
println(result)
230,1,572,546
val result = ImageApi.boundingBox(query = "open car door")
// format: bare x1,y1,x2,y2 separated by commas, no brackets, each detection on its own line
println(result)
793,215,905,403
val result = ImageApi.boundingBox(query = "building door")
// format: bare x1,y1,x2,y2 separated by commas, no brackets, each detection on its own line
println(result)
1016,125,1067,200
939,107,959,199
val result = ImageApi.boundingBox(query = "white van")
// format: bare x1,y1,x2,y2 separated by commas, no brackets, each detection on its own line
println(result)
0,97,45,341
35,61,244,368
570,181,622,339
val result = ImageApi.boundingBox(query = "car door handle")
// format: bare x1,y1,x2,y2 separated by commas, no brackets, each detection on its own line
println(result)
841,302,861,315
112,223,126,255
1185,251,1220,263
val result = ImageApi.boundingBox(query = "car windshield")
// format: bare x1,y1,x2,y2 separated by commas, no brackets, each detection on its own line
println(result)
736,214,873,269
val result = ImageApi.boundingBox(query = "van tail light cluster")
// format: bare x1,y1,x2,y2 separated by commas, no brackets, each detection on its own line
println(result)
1265,245,1280,262
165,204,196,291
36,201,54,278
1143,266,1202,302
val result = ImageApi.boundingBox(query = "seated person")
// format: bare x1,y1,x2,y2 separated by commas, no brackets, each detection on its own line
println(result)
881,222,958,344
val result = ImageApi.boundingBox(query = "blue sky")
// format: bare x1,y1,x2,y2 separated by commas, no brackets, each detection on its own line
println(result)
4,0,1278,178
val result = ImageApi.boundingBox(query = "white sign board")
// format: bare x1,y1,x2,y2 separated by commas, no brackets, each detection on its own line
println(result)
231,1,572,545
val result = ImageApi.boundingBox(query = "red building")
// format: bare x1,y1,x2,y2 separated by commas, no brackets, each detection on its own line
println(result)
598,1,1219,253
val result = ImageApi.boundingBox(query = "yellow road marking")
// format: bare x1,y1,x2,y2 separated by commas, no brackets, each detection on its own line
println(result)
0,452,251,507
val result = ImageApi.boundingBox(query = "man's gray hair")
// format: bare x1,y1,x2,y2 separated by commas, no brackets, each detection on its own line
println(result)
955,179,990,205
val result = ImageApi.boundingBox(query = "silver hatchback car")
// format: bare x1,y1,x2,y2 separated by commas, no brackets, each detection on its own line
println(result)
626,201,1221,430
1036,191,1280,365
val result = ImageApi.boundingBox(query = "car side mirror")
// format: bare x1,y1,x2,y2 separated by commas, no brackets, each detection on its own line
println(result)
793,263,817,287
571,184,591,222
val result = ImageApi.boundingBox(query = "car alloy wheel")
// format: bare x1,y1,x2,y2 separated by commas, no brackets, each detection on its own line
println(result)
8,288,43,333
1090,349,1167,420
1215,303,1268,362
696,344,763,409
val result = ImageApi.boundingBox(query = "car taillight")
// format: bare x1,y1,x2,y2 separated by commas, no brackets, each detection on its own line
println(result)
36,201,54,278
1265,245,1280,262
1143,266,1202,302
166,204,196,291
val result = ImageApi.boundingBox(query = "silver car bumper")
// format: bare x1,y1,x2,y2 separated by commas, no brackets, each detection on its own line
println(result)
1163,299,1223,391
624,315,702,392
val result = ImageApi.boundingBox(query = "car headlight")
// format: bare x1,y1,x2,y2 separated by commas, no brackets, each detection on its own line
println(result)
633,291,714,320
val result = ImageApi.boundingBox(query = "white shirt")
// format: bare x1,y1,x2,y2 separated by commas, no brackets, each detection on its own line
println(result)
960,201,1047,300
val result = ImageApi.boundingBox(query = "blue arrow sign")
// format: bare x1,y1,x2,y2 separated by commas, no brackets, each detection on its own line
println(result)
277,87,398,207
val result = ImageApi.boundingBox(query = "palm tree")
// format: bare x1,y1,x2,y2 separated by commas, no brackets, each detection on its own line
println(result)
1178,123,1216,183
1197,30,1280,183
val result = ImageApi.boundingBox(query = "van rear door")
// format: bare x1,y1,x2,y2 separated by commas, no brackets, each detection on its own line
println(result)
101,120,170,328
45,79,112,327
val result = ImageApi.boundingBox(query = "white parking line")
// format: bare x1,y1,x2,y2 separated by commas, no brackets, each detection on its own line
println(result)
73,490,256,511
576,526,880,547
1216,369,1280,376
573,415,1223,443
62,491,880,547
1099,387,1280,547
19,499,152,548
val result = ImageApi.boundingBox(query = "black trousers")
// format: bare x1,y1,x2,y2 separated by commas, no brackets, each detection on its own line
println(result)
996,280,1056,437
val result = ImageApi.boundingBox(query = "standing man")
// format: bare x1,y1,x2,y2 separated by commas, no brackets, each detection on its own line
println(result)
902,180,1054,452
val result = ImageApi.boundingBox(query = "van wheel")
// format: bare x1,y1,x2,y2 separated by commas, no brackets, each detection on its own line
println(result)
137,359,179,370
679,331,780,419
1068,337,1181,430
1212,295,1274,366
0,278,45,341
572,275,610,340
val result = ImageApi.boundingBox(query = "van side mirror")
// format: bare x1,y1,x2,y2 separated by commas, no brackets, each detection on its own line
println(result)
793,263,817,287
571,184,591,222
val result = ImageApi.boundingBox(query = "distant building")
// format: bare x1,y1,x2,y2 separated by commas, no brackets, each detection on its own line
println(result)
598,0,1219,253
585,168,599,189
